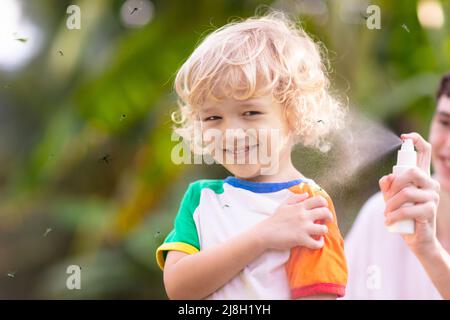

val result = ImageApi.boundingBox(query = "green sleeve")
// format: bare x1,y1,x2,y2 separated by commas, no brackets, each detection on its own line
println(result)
155,182,201,270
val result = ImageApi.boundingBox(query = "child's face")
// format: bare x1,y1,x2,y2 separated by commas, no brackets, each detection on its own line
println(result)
429,95,450,191
199,94,293,179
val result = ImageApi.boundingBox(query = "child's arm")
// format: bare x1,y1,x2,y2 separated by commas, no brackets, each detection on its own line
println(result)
163,193,333,300
164,226,266,300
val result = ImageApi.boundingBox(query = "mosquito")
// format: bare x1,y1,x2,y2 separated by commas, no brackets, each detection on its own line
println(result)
401,24,410,33
44,228,52,237
98,154,111,164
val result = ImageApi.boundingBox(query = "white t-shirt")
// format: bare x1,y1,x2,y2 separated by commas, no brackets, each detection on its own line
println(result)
156,176,348,299
343,192,442,299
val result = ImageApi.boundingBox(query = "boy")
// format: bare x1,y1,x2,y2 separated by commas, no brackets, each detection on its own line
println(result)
156,11,348,299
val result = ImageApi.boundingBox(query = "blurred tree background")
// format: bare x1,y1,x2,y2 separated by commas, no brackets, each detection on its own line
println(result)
0,0,448,299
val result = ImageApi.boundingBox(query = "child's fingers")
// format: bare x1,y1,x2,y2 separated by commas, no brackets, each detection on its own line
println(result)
308,223,328,236
302,236,325,250
299,195,328,210
308,207,333,223
285,193,309,205
400,132,432,175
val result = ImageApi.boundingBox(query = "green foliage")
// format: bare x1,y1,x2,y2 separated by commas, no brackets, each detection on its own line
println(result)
0,0,448,299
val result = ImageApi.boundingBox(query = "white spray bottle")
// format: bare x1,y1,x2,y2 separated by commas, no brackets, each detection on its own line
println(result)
387,139,417,234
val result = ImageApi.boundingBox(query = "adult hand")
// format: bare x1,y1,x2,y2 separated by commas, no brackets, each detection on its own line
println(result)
379,132,440,255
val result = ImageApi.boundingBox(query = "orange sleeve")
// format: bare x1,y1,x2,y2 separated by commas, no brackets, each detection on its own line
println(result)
286,182,348,299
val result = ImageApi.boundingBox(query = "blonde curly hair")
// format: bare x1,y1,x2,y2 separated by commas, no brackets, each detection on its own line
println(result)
172,10,347,152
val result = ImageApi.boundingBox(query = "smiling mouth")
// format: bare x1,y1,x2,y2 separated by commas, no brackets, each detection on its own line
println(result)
224,144,259,155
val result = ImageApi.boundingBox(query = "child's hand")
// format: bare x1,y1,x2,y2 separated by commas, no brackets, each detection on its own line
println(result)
379,132,441,254
255,193,333,251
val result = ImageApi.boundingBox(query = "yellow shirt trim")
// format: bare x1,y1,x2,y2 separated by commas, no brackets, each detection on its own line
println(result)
156,242,200,270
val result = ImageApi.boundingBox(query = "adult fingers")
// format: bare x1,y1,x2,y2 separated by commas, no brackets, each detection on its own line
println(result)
385,187,439,214
400,132,432,175
379,174,395,201
387,167,438,198
385,201,437,225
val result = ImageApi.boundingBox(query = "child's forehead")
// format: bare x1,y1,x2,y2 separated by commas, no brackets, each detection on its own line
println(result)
201,95,274,111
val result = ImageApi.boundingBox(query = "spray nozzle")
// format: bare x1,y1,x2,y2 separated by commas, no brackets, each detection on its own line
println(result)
396,138,417,167
400,139,414,152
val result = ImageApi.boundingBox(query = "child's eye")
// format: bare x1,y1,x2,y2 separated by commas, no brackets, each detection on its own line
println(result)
242,111,262,116
203,116,222,121
439,119,450,127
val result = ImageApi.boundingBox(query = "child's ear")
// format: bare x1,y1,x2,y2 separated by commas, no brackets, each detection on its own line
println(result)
284,116,294,133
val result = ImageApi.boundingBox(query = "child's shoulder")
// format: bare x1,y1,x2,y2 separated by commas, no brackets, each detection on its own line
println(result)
290,178,331,199
174,179,226,216
185,178,225,195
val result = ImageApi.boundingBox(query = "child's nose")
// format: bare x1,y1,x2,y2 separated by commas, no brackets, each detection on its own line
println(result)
223,128,246,147
229,128,247,139
223,117,246,130
221,118,247,136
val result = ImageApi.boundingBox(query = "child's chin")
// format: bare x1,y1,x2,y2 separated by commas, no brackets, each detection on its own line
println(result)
225,164,263,179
